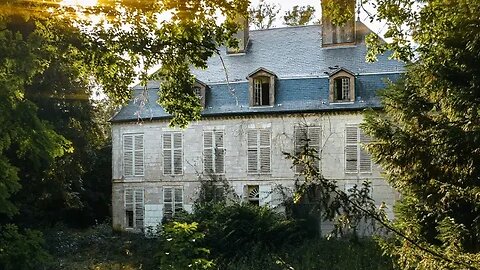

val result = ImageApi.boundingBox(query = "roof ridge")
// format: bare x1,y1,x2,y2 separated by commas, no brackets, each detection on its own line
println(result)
250,24,320,32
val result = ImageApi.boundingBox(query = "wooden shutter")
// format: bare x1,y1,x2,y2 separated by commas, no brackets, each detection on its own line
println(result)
164,187,173,218
259,129,271,173
123,135,134,176
359,130,372,172
294,127,307,173
247,129,258,173
174,188,183,213
203,131,214,173
173,133,183,175
214,131,225,174
345,126,359,173
134,189,144,228
134,134,144,176
308,127,321,170
163,133,172,175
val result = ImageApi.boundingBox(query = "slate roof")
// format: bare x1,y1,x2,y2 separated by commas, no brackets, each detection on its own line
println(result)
112,23,404,122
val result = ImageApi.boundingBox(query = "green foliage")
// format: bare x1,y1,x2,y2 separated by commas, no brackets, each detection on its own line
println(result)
158,221,215,270
361,1,480,267
283,5,316,26
248,0,280,30
0,224,51,270
321,0,355,26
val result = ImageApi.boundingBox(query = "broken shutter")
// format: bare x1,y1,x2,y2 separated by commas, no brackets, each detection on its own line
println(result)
163,134,172,175
247,129,258,173
123,135,134,176
259,129,271,173
345,126,359,173
125,188,143,229
173,133,183,175
359,130,372,173
214,131,225,173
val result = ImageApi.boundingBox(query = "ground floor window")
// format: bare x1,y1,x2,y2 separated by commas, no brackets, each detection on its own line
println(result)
125,188,144,229
164,187,183,219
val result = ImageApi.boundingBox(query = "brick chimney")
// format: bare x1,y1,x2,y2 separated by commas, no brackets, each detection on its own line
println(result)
321,0,356,46
227,15,249,54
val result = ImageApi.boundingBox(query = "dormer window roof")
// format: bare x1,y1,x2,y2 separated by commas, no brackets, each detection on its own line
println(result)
247,68,277,107
328,67,355,103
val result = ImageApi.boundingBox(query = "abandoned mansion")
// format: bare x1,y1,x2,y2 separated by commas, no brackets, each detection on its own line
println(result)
110,12,404,232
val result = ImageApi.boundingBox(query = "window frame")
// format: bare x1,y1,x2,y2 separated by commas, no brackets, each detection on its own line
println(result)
329,69,355,103
203,129,225,175
248,68,277,107
247,128,271,174
122,133,144,177
124,188,144,230
163,131,183,176
163,187,184,219
344,125,372,174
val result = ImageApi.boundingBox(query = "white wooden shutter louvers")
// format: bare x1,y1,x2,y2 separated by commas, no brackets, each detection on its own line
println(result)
123,135,133,176
173,133,183,175
359,130,372,172
163,132,183,175
248,129,271,174
247,129,258,173
203,131,214,173
124,188,143,229
345,126,359,173
123,134,143,177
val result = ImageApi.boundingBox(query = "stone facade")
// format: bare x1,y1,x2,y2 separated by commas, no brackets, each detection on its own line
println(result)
111,112,398,232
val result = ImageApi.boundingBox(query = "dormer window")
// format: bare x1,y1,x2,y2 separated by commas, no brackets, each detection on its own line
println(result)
329,68,355,103
248,68,276,107
192,79,207,109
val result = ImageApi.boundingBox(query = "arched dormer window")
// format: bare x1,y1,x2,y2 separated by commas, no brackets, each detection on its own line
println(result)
193,79,207,109
248,68,277,107
329,68,355,103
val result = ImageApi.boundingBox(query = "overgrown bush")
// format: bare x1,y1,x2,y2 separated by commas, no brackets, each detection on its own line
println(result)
0,224,51,270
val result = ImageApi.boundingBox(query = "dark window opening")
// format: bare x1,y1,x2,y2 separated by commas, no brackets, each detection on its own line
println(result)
253,77,271,106
126,210,134,228
334,77,350,101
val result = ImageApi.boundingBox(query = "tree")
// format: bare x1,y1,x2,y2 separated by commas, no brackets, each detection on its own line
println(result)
248,0,280,30
356,0,480,268
283,5,316,26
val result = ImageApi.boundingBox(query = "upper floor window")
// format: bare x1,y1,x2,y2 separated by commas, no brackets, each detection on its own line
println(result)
247,128,271,174
248,68,276,107
123,133,144,177
163,132,183,175
294,126,322,173
204,130,225,174
345,125,372,173
193,79,207,109
329,68,355,103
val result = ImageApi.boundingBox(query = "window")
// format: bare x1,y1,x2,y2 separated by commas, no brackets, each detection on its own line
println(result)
247,185,260,206
163,132,183,175
248,68,276,107
163,187,183,219
345,125,372,173
204,130,225,174
123,134,144,177
329,68,355,103
125,189,144,229
334,77,350,101
253,76,271,106
192,79,207,108
294,126,321,173
247,129,271,174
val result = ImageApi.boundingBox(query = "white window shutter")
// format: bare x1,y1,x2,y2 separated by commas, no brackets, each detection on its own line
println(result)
134,189,144,228
294,127,307,173
214,131,225,174
345,126,359,173
247,129,258,173
125,188,133,211
163,187,173,218
203,131,214,173
359,130,372,172
259,185,272,206
174,188,183,213
163,134,172,175
134,135,144,176
173,133,183,175
308,127,321,170
259,129,271,173
123,135,133,176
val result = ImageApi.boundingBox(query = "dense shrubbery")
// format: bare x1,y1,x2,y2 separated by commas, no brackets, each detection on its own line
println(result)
158,202,393,270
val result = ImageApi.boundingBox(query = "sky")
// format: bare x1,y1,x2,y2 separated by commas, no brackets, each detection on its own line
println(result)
249,0,387,36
